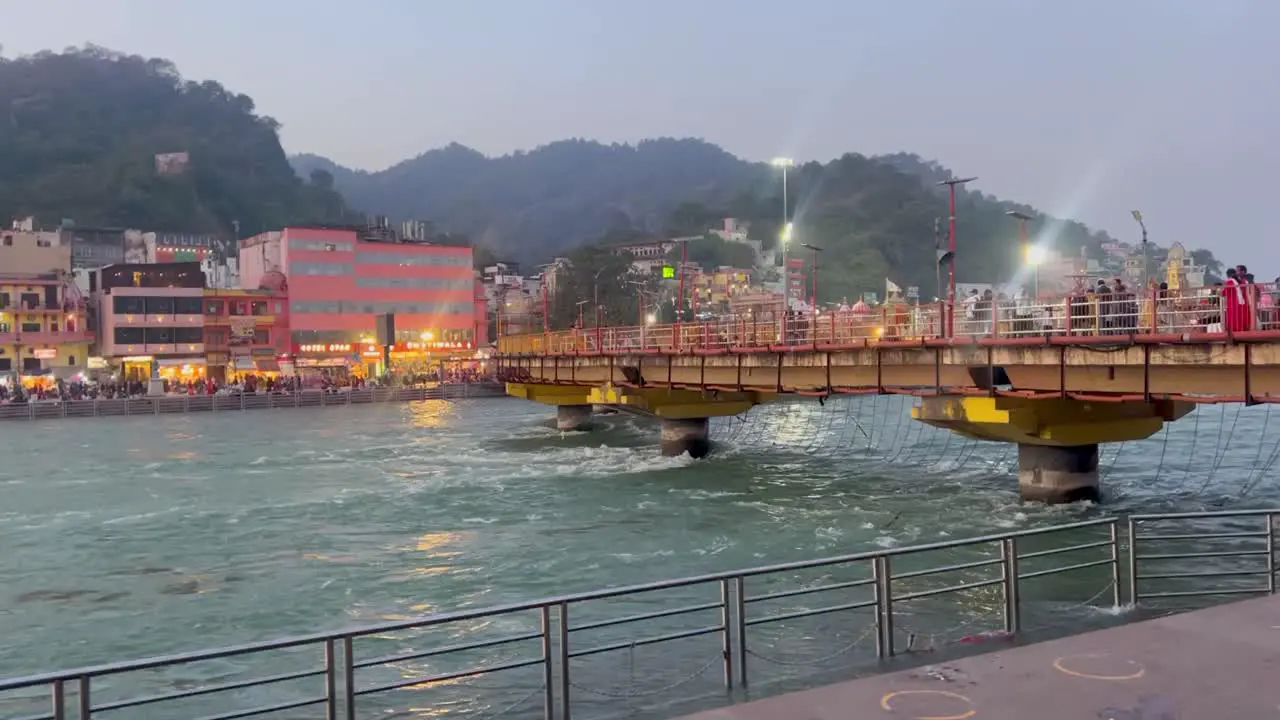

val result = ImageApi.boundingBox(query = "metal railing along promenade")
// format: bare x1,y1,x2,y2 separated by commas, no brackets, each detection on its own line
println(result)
496,283,1280,356
0,384,508,422
0,509,1275,720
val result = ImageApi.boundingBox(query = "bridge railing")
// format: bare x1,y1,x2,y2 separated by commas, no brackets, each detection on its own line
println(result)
2,510,1275,720
499,283,1280,355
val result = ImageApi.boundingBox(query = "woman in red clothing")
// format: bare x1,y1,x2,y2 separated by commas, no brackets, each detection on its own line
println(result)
1223,268,1250,332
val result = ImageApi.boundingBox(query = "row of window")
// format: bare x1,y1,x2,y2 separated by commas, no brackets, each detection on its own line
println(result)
292,254,473,275
354,251,471,267
289,238,355,252
0,322,58,333
0,358,50,371
113,327,205,344
111,296,282,316
293,261,353,276
113,296,205,315
292,329,474,344
290,300,473,315
354,276,473,290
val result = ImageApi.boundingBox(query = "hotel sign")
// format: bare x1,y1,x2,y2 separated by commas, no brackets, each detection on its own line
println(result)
298,343,354,354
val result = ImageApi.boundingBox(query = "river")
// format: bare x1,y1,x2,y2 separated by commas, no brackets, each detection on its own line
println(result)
1,396,1276,717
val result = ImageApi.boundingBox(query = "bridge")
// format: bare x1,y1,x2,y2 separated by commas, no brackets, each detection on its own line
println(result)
497,291,1280,503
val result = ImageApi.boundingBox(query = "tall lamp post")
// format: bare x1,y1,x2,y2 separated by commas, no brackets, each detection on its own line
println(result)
671,237,693,348
771,157,795,298
801,243,823,344
939,176,978,338
1006,210,1034,296
1131,210,1149,288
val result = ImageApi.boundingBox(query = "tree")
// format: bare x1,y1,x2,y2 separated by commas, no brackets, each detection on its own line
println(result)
665,235,758,271
549,245,652,329
0,46,358,236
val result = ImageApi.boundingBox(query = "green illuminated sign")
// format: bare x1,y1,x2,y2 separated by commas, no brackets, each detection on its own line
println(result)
661,266,675,279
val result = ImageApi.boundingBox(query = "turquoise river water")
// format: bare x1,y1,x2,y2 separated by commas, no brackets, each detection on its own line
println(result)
1,395,1276,718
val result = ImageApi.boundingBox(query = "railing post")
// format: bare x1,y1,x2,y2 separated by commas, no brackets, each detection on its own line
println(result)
342,636,356,720
1266,512,1276,595
51,679,65,720
1109,520,1122,607
1001,538,1020,633
240,393,246,411
1127,515,1140,605
540,606,555,720
324,638,337,720
719,579,733,690
77,677,90,720
874,555,894,656
557,602,571,720
734,576,747,687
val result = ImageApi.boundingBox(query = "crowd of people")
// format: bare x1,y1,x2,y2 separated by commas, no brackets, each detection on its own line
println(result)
0,365,494,404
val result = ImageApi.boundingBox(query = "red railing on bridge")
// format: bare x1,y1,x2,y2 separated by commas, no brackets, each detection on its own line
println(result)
498,284,1280,355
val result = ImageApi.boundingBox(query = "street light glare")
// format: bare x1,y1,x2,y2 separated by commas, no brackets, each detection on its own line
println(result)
1025,245,1048,266
645,313,657,325
770,157,795,168
780,222,793,243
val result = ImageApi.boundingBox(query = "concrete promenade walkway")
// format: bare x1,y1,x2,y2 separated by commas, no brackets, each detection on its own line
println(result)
679,594,1278,719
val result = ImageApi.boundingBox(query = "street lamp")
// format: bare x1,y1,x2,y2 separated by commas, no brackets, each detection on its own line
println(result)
1006,210,1034,295
938,176,978,337
669,237,695,348
1024,245,1048,298
1131,210,1149,288
771,157,795,276
801,243,823,343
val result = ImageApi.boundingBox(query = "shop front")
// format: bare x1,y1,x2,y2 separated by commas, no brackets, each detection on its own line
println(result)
228,350,283,382
155,357,207,383
386,340,476,377
120,355,155,383
294,342,360,387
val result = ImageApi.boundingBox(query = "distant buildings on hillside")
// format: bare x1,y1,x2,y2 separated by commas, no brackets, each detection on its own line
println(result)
2,216,486,396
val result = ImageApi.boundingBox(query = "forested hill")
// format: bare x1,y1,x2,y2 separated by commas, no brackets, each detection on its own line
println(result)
294,141,1148,295
0,46,354,236
291,138,759,260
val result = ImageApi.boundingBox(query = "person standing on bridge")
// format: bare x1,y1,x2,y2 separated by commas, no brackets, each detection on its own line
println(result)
1223,267,1250,333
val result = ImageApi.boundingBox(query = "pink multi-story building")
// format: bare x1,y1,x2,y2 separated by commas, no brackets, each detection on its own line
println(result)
240,226,475,374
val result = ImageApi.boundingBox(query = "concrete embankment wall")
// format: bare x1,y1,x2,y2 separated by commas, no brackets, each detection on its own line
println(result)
0,384,509,422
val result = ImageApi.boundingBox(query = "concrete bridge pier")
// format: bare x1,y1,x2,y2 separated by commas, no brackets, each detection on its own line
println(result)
1017,444,1100,504
913,395,1194,504
556,404,593,431
660,418,710,458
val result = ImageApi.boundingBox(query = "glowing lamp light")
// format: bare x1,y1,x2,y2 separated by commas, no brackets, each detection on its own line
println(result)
1025,245,1048,266
645,313,657,325
421,331,434,341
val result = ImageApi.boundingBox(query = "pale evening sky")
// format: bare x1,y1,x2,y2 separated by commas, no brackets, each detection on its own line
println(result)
2,0,1277,271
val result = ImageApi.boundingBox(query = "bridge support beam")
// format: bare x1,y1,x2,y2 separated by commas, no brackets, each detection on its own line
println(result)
913,395,1193,504
556,405,593,432
660,418,710,458
1017,444,1100,504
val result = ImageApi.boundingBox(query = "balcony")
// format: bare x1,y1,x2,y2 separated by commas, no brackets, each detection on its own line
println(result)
114,314,203,326
108,343,206,357
0,329,95,345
